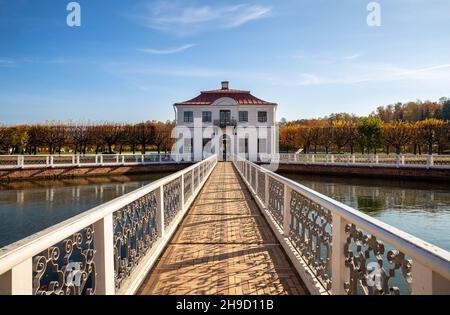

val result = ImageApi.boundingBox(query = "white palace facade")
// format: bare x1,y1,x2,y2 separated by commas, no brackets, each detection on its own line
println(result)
173,81,278,162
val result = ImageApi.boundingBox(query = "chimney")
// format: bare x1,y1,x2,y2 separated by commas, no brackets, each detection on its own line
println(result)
221,81,229,90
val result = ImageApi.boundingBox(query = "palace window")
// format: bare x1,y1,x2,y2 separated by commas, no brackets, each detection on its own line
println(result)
239,111,248,122
184,111,194,123
202,111,212,123
258,111,267,123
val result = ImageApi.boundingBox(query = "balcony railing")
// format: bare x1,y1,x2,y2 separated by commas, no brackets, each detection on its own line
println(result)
232,155,450,295
0,154,195,170
0,155,217,295
213,119,237,128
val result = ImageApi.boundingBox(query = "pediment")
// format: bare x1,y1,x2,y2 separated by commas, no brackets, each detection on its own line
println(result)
211,97,238,106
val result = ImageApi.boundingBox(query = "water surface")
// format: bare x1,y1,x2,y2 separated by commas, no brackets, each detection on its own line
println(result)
0,173,170,248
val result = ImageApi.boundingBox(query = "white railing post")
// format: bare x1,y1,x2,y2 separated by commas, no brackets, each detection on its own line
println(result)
330,154,335,164
141,154,145,165
352,155,355,164
283,185,292,236
331,213,349,295
93,214,115,295
401,155,405,165
159,155,162,163
156,186,165,237
116,155,120,164
375,155,379,165
50,155,54,167
121,155,125,165
427,155,434,169
396,154,401,168
72,155,76,166
46,156,50,167
77,155,81,166
0,258,33,295
99,155,103,166
311,154,315,163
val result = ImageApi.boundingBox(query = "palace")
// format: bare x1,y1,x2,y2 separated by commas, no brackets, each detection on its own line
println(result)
173,81,278,162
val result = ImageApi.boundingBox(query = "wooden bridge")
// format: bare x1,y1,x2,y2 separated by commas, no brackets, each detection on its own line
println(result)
0,155,450,295
138,163,307,295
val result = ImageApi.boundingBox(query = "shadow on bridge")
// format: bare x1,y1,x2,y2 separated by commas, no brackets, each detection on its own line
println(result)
138,162,308,295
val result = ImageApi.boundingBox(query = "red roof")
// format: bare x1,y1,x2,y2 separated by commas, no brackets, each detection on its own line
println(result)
174,84,277,106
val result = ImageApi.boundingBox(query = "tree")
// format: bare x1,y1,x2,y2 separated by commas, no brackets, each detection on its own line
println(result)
382,122,413,154
279,125,299,152
357,117,383,154
133,123,155,154
442,99,450,121
416,119,447,154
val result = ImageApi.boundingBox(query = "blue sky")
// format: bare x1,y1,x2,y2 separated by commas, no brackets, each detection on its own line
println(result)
1,0,450,124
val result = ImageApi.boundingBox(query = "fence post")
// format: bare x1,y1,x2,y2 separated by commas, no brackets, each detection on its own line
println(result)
0,258,33,295
427,155,434,169
93,214,115,295
331,213,349,295
156,186,165,237
352,155,356,164
396,154,401,168
141,154,145,165
330,154,335,164
283,185,292,236
121,155,125,165
77,155,81,167
50,155,54,167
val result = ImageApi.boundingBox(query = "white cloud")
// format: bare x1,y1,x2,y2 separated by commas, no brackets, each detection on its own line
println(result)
295,63,450,86
135,2,272,35
0,59,15,67
137,44,196,54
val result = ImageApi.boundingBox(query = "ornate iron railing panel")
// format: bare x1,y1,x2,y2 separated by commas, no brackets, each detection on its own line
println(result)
289,190,332,292
268,177,284,227
344,224,412,295
33,225,96,295
257,170,265,201
163,178,182,227
113,191,158,288
184,171,192,200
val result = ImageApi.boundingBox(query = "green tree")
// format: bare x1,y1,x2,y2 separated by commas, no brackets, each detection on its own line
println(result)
357,117,383,154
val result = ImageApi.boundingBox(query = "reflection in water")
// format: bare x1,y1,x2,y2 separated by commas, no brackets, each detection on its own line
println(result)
279,173,450,251
0,173,171,248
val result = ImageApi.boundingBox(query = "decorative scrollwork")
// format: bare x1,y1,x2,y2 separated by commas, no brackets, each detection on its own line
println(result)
268,177,284,227
113,191,158,288
344,224,412,295
289,190,332,291
163,178,182,227
257,170,265,200
250,166,256,190
184,171,192,200
33,226,96,295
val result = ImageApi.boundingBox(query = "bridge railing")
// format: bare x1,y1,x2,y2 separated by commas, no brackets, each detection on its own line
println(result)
232,155,450,295
275,153,450,169
0,155,217,295
0,154,195,170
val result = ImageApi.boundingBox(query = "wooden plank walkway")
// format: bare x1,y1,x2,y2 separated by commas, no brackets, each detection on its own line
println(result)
138,162,308,295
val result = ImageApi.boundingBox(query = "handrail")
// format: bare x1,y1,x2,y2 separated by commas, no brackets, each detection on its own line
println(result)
0,153,195,170
232,155,450,295
0,155,218,295
275,153,450,169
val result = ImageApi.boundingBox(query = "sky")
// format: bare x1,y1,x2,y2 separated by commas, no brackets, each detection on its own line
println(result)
1,0,450,124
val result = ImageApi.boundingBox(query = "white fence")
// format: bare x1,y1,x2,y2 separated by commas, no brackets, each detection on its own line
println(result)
233,156,450,295
276,153,450,169
0,155,217,295
0,154,196,170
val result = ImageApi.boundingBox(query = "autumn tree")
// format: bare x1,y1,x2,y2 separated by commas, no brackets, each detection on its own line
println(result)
416,119,447,154
382,122,413,154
